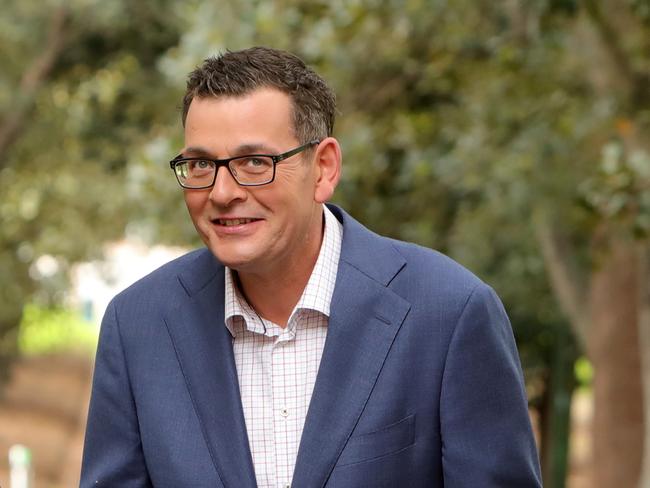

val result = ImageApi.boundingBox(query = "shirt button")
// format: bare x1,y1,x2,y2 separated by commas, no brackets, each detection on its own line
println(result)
280,407,289,417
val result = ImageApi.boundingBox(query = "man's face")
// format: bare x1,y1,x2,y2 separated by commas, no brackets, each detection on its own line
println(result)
182,88,324,276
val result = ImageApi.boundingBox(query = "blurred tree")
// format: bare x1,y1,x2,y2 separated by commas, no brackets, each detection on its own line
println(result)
0,0,182,385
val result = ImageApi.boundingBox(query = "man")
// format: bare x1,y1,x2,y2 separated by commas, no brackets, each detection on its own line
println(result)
81,47,542,487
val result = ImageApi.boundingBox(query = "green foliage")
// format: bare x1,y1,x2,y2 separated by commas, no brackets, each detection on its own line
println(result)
580,140,650,236
17,304,98,356
574,356,594,389
0,1,184,380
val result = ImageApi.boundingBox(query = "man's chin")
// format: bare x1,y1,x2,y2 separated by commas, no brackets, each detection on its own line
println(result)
207,246,258,271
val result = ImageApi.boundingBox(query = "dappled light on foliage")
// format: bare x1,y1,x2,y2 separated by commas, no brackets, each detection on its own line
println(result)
17,305,97,356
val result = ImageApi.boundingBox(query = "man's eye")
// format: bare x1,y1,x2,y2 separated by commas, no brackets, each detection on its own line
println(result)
240,157,272,169
247,158,266,167
189,160,214,171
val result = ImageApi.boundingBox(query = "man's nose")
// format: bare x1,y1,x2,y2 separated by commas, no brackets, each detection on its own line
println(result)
209,166,247,206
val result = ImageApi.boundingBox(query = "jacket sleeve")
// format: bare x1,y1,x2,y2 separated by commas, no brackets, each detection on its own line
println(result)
440,283,542,487
80,300,153,487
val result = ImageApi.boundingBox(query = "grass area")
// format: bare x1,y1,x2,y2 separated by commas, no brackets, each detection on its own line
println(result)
18,304,98,356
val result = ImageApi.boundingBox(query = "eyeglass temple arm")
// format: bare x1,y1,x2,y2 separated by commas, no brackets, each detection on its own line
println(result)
274,140,320,162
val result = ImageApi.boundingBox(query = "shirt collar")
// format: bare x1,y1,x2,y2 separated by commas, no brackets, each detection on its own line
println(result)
224,205,343,337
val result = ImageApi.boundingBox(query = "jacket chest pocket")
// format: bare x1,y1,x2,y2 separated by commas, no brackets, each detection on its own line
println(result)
337,413,416,467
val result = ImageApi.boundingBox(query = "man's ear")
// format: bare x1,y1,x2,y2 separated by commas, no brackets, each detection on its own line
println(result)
312,137,342,203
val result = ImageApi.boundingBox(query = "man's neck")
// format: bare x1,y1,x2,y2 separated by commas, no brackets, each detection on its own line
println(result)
235,211,325,328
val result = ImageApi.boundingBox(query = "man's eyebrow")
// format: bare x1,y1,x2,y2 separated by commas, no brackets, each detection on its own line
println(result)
181,146,213,158
180,143,278,158
232,142,277,155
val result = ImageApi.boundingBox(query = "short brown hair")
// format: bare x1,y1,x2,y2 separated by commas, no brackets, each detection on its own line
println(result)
182,47,336,144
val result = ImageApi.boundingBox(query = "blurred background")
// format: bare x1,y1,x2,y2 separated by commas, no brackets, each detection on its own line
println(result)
0,0,649,486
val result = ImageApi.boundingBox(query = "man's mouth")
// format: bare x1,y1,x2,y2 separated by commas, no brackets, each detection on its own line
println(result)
213,218,261,226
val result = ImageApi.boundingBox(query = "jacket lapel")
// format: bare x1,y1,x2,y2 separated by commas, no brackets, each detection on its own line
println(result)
292,207,411,488
164,250,257,488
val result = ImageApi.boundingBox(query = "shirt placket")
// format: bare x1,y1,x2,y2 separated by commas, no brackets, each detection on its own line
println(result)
271,320,297,488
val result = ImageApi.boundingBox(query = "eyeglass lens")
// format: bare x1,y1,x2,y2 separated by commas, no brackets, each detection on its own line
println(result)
174,156,275,187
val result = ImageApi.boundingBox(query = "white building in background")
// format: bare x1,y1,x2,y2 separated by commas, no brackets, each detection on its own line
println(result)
71,240,187,326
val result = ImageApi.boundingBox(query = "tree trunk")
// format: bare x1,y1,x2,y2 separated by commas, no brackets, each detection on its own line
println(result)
588,239,644,487
637,244,650,488
0,314,21,392
540,324,578,488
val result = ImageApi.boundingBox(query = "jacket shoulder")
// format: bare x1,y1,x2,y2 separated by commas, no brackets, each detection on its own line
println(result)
388,238,484,291
111,248,215,308
381,237,493,325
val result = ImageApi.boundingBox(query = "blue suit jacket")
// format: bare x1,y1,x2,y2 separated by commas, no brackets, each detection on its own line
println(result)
81,205,542,487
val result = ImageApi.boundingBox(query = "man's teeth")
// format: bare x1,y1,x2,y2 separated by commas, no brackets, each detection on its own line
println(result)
218,218,254,226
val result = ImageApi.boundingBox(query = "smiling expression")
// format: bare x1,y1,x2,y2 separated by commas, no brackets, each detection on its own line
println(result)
182,88,326,278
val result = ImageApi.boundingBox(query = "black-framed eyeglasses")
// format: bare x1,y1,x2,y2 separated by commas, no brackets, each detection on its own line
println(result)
169,140,320,188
